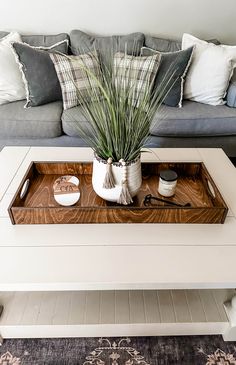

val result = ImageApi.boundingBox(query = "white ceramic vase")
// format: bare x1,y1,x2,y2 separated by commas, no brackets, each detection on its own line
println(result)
92,155,142,203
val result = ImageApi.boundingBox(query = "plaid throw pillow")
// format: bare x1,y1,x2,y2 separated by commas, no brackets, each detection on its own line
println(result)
50,53,101,110
113,52,161,105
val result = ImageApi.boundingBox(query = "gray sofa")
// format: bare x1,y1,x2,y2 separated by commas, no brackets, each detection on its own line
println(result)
1,31,236,157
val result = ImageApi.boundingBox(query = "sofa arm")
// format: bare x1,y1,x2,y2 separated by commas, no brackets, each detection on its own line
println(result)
227,81,236,107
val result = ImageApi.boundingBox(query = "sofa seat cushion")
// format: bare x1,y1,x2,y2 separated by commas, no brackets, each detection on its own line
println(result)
0,100,63,138
62,105,92,137
151,101,236,137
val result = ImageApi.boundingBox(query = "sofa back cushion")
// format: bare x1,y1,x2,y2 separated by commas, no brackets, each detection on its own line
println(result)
21,34,69,53
0,31,69,53
144,35,181,53
70,30,145,67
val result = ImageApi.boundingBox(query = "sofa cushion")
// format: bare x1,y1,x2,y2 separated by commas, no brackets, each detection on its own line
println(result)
21,34,69,52
0,31,69,53
0,100,63,138
61,104,93,137
151,100,236,137
63,101,236,138
144,35,181,53
144,36,220,54
70,30,144,67
227,82,236,108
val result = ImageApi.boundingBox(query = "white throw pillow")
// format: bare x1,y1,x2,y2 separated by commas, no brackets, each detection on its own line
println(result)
0,32,26,105
182,33,236,105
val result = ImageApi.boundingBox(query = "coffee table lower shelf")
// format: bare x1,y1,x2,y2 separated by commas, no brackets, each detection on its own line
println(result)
0,289,234,340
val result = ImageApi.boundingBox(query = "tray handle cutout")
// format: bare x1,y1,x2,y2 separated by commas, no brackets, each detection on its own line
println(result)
20,179,30,200
205,178,216,200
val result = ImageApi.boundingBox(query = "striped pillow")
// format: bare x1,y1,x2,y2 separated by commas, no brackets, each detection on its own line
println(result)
113,52,161,105
50,53,101,110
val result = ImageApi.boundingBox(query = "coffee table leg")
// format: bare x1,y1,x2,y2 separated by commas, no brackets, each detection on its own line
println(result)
223,294,236,341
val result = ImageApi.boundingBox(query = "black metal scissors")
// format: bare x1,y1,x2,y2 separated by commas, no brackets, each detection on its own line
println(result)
143,194,191,207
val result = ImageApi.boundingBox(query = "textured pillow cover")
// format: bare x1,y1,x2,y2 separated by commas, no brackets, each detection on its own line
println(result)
141,46,194,107
11,40,68,107
0,32,26,105
70,30,145,68
182,33,236,105
50,53,101,110
113,52,161,105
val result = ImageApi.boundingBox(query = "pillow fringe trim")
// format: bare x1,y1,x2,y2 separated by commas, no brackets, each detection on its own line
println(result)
10,43,31,109
178,45,195,108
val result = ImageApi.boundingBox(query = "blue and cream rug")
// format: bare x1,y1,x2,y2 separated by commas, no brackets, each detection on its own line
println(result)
0,335,236,364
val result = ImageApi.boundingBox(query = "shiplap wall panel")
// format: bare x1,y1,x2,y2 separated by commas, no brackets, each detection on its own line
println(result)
20,292,43,325
171,290,191,323
67,291,86,325
158,291,176,323
115,291,130,324
143,290,161,323
100,291,115,324
186,290,206,323
129,291,146,324
84,291,101,324
6,292,29,325
36,292,57,325
199,290,221,322
0,290,232,339
52,292,71,325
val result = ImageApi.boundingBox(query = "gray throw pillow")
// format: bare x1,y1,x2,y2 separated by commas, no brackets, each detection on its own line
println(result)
141,46,194,107
11,40,68,107
70,30,145,68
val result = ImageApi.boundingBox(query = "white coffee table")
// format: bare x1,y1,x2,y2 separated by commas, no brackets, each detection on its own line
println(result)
0,146,236,340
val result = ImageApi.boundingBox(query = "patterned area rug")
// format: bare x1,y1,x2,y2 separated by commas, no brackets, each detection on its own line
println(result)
0,335,236,364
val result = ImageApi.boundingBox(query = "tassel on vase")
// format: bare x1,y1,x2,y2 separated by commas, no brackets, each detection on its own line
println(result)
117,159,133,205
103,157,115,189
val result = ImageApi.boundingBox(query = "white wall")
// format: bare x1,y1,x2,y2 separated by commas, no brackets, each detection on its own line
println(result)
0,0,235,44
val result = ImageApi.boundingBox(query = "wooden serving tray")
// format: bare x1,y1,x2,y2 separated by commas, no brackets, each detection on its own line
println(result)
8,161,228,224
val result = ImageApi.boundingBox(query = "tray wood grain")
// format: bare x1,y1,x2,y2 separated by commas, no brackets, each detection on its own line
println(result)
8,161,228,224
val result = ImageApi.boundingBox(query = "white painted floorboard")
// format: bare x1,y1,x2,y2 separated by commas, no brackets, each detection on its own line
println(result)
0,289,233,338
